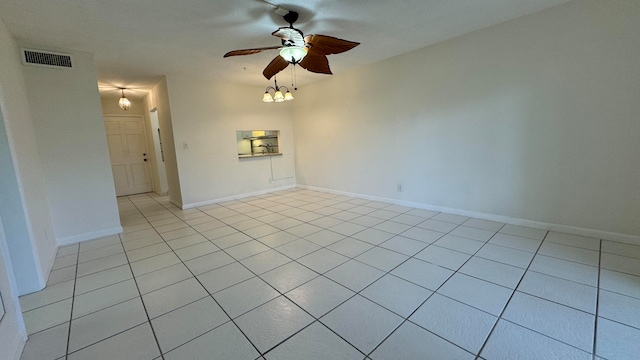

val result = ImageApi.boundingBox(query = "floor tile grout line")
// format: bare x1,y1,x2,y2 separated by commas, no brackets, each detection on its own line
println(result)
65,292,140,323
260,320,369,359
74,261,130,280
586,286,640,305
468,251,540,273
591,239,603,360
474,230,550,359
488,317,595,356
542,239,604,253
74,241,122,255
507,288,597,317
64,243,80,358
592,265,640,280
587,312,640,332
530,251,601,268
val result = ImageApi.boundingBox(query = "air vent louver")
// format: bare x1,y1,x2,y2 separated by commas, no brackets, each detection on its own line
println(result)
21,49,74,69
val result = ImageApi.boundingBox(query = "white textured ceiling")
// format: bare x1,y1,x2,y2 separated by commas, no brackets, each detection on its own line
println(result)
0,0,571,98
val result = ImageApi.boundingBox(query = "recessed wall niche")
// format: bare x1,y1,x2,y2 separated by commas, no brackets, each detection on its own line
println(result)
237,130,281,158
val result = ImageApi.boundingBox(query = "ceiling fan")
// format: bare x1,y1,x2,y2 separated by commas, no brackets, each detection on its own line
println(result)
223,8,359,80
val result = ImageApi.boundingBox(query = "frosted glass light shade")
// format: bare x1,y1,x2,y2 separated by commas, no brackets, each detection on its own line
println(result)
284,91,294,101
263,92,274,102
279,46,307,63
119,96,131,110
274,90,284,102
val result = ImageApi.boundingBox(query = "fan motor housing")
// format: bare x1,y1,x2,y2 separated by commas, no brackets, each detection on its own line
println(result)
283,11,299,25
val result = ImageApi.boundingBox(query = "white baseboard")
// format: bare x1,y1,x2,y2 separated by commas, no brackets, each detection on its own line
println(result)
298,185,640,245
182,184,297,210
56,226,123,246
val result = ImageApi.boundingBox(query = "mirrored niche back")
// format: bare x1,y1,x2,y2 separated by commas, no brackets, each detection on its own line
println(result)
237,130,282,158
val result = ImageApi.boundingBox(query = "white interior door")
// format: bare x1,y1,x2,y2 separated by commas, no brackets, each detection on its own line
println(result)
104,115,152,196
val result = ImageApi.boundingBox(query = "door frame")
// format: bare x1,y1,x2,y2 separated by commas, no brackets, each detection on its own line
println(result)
148,108,169,195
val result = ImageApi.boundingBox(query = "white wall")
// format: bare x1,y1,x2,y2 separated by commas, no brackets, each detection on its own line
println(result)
0,19,56,294
152,78,183,205
165,76,295,207
0,115,40,296
0,17,44,360
21,49,122,245
0,217,27,360
293,0,640,239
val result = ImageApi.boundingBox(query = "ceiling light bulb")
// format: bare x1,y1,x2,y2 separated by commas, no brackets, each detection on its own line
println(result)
274,90,285,102
263,92,274,102
279,46,307,63
284,91,294,101
118,92,131,111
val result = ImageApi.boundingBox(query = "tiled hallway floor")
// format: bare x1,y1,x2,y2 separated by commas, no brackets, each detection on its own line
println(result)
19,189,640,359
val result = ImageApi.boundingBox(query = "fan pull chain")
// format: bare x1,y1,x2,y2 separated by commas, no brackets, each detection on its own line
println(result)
292,65,298,90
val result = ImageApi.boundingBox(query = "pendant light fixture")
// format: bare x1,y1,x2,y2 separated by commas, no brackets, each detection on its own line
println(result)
118,88,131,111
262,77,293,103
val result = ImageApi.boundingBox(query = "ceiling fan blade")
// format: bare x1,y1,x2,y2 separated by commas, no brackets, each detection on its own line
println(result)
263,56,290,79
223,46,281,57
304,34,359,56
299,54,332,75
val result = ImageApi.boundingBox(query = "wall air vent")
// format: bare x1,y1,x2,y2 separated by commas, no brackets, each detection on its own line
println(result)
21,49,74,69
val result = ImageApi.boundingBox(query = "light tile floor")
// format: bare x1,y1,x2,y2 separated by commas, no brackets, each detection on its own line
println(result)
18,189,640,360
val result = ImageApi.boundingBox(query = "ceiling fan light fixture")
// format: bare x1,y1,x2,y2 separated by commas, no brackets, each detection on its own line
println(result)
223,10,359,80
279,46,307,63
263,92,274,103
118,89,131,111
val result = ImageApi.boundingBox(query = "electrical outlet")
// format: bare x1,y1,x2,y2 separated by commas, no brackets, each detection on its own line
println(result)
397,184,403,192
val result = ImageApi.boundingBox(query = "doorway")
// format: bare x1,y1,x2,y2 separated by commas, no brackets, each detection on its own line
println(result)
104,115,152,196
